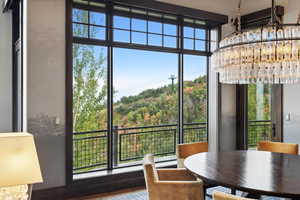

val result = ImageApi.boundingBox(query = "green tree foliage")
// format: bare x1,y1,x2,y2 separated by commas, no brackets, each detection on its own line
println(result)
248,84,271,121
72,10,107,132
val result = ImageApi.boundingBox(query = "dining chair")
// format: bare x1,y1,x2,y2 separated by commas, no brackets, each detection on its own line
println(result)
213,191,255,200
143,154,204,200
176,142,224,196
176,142,208,168
257,141,298,155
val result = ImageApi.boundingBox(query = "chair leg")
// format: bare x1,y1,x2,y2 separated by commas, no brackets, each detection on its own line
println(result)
204,187,212,198
231,189,236,195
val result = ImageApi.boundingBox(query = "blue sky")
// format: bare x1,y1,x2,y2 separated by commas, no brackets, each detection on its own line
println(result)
73,9,207,101
113,48,207,101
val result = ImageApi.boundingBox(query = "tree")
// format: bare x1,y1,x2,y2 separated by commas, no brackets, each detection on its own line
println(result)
72,9,107,132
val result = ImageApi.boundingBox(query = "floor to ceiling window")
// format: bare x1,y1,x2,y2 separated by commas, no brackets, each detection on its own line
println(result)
113,48,178,167
68,0,218,180
183,55,207,143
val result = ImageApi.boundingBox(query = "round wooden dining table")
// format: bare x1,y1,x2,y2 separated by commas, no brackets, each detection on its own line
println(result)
184,150,300,199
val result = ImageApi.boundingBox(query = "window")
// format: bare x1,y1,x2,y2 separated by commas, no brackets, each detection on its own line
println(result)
69,0,217,179
72,8,106,40
183,21,207,51
113,15,177,48
183,55,207,143
113,48,178,166
210,29,218,51
247,84,272,149
72,44,108,174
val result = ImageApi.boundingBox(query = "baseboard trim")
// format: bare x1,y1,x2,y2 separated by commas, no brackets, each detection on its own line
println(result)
32,172,145,200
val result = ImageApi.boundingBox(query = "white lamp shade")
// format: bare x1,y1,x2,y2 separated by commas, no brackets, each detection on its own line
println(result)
0,133,43,187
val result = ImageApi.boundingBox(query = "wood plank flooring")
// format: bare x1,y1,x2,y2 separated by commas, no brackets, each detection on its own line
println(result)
72,186,286,200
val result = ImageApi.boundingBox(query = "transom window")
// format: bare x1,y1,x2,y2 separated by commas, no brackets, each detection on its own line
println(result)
113,15,177,48
72,8,106,40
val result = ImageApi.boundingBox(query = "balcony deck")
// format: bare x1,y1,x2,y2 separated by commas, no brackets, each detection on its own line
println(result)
72,120,272,179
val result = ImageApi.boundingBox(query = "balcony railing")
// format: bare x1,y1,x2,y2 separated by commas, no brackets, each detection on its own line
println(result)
73,122,207,174
248,120,273,148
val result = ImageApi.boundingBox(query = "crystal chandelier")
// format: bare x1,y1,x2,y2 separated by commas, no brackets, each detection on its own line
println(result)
212,0,300,84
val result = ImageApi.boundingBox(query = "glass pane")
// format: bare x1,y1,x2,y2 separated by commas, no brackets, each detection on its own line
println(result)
73,23,88,38
211,29,218,42
90,26,105,40
195,28,205,39
132,9,147,15
114,6,130,12
113,48,178,166
183,55,207,143
132,32,146,45
195,40,205,51
211,41,217,52
184,27,194,38
73,0,88,5
195,20,206,25
184,38,194,50
132,19,147,32
247,84,272,149
89,1,105,7
72,9,88,23
164,36,176,48
148,12,162,18
72,44,108,174
164,24,177,36
164,15,177,20
184,18,194,23
149,34,162,46
90,12,106,26
113,16,130,29
114,30,130,43
148,21,162,34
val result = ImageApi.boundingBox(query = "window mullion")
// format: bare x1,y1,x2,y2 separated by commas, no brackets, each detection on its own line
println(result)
107,1,114,170
178,16,184,144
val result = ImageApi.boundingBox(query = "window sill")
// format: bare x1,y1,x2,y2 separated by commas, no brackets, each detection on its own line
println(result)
73,160,177,180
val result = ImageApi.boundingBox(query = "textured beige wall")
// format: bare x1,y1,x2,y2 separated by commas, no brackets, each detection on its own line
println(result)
0,11,12,132
281,0,300,147
26,0,66,189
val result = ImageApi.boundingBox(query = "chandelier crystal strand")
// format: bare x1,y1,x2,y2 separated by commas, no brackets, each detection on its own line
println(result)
212,25,300,84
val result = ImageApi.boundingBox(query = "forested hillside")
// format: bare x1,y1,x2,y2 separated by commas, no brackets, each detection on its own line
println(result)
113,76,207,129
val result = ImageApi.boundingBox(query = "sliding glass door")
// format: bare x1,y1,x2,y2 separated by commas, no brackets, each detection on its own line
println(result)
247,84,272,149
237,84,282,150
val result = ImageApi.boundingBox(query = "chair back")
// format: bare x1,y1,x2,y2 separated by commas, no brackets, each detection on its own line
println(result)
258,141,298,155
213,191,255,200
177,142,208,168
143,154,159,193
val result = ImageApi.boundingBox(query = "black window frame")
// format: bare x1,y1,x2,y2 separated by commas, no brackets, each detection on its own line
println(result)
66,0,226,186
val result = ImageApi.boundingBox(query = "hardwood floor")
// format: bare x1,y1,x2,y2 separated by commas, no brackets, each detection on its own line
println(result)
71,186,285,200
70,187,146,200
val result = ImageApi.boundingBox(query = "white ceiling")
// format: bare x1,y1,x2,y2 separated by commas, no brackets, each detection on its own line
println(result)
157,0,288,17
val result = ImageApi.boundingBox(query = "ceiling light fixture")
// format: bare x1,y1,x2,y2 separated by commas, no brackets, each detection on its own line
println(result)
212,0,300,84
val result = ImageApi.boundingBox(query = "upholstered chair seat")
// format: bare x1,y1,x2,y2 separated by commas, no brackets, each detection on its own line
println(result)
143,154,204,200
257,141,298,155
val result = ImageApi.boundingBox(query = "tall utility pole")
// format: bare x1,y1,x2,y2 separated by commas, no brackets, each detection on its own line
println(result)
169,74,176,93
